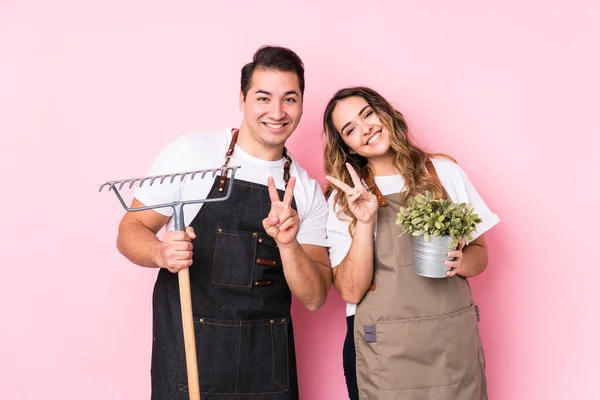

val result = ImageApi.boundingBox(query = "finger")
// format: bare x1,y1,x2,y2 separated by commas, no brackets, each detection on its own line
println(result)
458,240,466,251
174,250,193,260
444,260,459,269
346,163,366,191
325,175,354,194
278,215,298,232
446,269,457,277
278,205,296,221
348,191,362,204
170,259,193,273
185,226,196,239
262,218,280,238
165,230,187,241
262,215,279,229
267,176,281,203
170,241,193,251
447,250,463,259
282,176,296,206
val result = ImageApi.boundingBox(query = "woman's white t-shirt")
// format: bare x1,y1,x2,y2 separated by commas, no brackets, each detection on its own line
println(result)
326,157,500,317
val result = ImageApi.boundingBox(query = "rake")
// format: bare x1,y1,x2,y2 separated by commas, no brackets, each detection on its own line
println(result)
99,165,241,400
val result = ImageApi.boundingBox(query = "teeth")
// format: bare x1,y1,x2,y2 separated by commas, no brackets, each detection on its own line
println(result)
265,123,284,129
367,132,381,145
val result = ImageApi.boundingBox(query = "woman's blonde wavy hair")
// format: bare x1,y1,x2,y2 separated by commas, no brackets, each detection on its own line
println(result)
323,86,454,235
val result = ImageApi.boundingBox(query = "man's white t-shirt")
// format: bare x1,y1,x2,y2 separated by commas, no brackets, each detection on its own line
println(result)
326,157,500,317
135,128,328,247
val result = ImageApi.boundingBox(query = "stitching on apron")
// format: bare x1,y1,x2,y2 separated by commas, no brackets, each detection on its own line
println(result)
379,373,478,391
235,322,242,393
376,303,474,323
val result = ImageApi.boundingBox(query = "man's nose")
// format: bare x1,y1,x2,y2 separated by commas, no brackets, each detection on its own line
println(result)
269,101,286,120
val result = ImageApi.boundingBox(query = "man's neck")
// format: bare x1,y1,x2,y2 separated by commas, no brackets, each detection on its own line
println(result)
235,127,284,161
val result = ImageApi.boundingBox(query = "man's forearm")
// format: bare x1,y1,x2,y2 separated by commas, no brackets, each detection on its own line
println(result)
278,241,331,311
117,220,162,268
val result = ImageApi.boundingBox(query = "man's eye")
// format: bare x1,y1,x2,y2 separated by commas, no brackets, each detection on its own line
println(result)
284,98,297,103
257,97,269,101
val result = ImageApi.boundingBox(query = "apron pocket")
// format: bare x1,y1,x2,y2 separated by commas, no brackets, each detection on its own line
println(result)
212,227,257,288
179,317,289,395
376,304,479,390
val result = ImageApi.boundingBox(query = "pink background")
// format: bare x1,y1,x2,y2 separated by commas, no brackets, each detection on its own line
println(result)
1,1,598,399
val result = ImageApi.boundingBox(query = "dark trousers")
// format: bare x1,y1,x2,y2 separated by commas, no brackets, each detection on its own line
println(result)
343,315,359,400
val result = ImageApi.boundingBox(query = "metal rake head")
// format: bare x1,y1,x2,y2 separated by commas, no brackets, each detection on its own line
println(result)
98,166,241,192
99,166,241,230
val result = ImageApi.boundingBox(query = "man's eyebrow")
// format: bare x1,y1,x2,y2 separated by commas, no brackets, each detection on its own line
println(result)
284,90,299,96
341,105,370,133
254,90,271,95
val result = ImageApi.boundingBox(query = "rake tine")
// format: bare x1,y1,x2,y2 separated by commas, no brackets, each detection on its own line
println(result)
129,178,142,189
100,166,241,193
139,177,150,187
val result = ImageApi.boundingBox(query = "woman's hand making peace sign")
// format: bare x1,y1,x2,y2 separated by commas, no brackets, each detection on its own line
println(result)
325,163,379,225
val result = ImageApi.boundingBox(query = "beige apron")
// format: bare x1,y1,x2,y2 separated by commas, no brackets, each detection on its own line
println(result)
354,166,487,400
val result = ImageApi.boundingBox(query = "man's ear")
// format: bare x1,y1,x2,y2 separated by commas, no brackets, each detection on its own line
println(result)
239,91,245,112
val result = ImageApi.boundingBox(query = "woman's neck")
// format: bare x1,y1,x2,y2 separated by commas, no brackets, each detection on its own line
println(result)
368,151,398,176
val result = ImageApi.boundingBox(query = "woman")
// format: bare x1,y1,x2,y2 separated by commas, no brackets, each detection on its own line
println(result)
323,87,499,400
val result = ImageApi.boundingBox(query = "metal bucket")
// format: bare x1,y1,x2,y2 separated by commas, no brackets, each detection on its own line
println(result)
413,235,456,278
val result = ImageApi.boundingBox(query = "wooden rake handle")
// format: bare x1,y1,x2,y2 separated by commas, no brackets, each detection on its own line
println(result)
179,267,201,400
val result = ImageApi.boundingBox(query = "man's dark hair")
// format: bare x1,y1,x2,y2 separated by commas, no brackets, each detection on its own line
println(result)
240,45,305,99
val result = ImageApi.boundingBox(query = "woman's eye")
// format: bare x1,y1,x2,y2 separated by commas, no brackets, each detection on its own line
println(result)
346,127,355,136
365,110,374,118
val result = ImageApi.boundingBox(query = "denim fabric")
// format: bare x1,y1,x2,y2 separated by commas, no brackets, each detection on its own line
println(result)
151,177,299,399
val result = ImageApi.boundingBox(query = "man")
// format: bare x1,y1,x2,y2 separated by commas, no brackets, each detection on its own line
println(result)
116,46,331,399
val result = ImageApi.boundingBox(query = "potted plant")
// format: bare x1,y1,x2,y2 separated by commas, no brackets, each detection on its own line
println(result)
395,191,482,278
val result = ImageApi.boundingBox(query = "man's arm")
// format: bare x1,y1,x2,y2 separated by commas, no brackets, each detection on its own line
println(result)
278,242,332,311
117,199,196,273
262,176,332,311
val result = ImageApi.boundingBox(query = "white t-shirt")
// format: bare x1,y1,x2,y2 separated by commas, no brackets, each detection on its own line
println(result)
135,128,328,247
326,157,500,317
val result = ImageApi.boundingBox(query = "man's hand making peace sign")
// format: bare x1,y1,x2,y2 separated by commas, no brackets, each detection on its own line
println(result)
263,176,299,247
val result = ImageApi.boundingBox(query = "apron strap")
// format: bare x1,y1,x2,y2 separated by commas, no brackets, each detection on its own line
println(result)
363,174,388,207
218,128,293,192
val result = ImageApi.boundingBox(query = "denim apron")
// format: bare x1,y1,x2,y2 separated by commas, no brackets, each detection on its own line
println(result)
354,161,487,400
150,130,299,399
